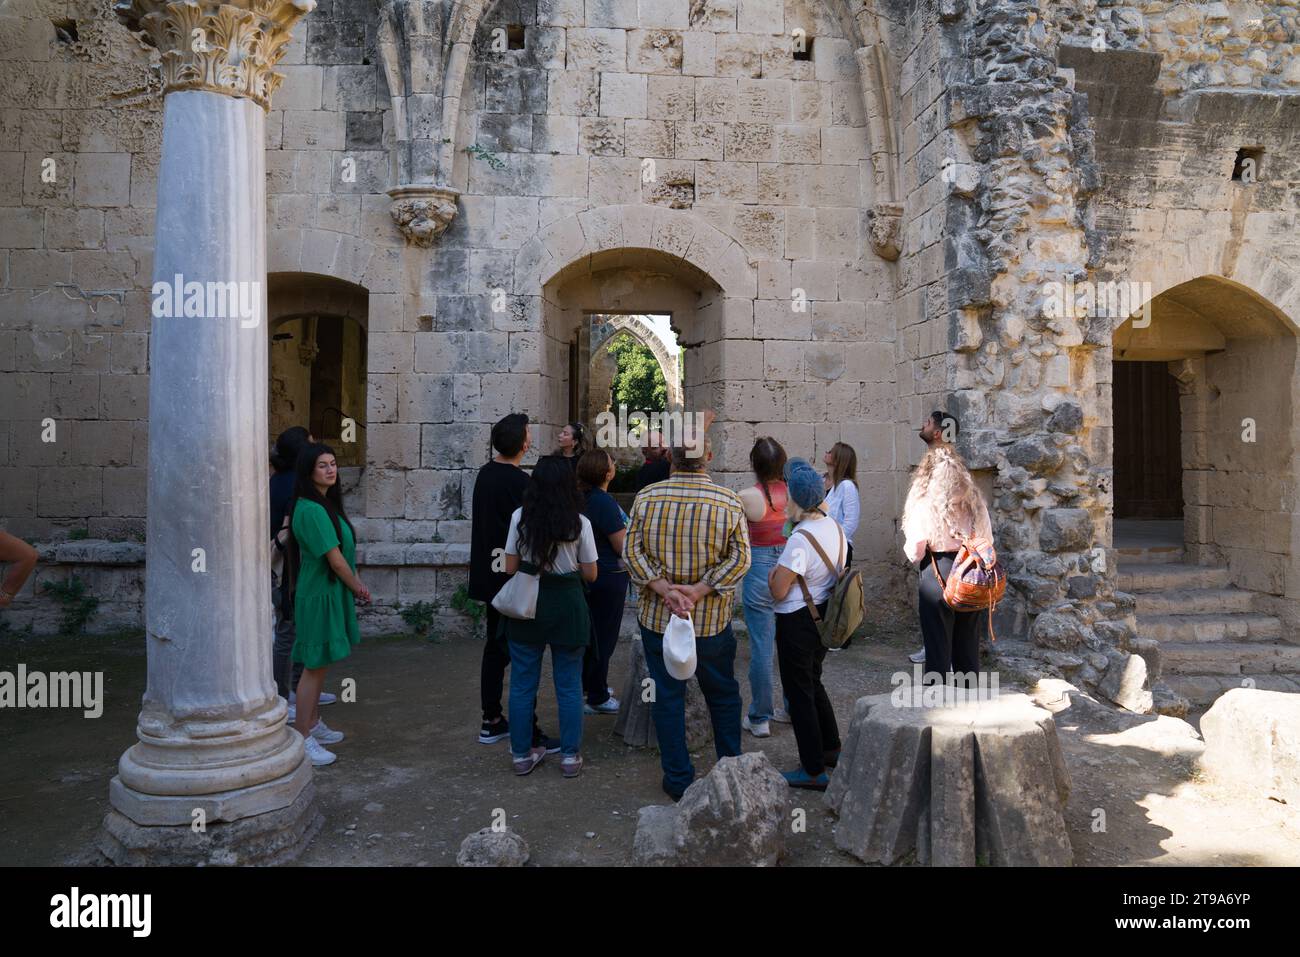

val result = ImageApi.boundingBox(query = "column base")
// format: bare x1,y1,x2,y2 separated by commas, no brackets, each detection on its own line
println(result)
109,747,314,826
97,780,323,867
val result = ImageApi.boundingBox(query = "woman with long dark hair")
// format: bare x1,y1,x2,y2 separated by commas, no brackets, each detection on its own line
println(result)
270,426,313,714
288,443,371,767
502,455,598,777
738,437,789,737
554,421,588,470
577,448,629,715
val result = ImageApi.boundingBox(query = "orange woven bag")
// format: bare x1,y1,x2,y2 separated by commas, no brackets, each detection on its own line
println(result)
930,536,1006,640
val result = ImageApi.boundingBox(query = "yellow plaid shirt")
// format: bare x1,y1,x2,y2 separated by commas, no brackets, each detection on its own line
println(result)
623,471,752,637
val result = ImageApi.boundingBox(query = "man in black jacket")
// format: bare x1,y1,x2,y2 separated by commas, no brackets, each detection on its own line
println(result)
468,413,555,749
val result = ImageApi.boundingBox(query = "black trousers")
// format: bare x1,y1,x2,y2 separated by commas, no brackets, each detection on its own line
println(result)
775,602,841,776
583,570,628,705
481,604,543,739
271,582,303,700
918,551,983,681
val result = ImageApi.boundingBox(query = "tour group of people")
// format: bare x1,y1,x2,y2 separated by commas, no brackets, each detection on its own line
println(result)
2,408,994,800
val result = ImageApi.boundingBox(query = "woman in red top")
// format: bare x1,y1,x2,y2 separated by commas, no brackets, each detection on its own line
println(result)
738,438,789,737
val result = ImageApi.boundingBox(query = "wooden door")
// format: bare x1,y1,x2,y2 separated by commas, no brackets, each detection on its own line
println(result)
1113,361,1183,519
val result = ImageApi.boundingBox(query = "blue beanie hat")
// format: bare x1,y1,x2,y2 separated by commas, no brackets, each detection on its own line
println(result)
783,458,825,511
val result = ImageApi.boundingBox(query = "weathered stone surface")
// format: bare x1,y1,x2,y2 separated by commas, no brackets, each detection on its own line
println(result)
631,752,788,866
1097,651,1153,714
614,637,713,750
456,827,530,867
825,692,1072,866
1200,688,1300,806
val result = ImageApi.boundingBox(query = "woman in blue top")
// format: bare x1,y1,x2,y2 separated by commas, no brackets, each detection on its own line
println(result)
577,448,629,715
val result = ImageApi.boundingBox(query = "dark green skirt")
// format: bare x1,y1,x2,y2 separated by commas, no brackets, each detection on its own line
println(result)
500,569,592,649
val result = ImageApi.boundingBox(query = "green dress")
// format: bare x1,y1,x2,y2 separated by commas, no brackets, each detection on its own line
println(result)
291,499,360,669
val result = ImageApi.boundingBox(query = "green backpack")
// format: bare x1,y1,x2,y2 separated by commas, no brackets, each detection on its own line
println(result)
794,523,865,649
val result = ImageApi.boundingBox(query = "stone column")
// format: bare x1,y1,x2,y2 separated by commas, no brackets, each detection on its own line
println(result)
100,0,322,866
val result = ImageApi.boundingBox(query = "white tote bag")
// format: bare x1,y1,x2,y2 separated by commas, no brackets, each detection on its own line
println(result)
663,612,697,680
491,568,540,620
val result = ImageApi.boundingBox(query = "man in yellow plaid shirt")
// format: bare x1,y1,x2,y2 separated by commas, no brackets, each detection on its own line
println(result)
624,437,752,800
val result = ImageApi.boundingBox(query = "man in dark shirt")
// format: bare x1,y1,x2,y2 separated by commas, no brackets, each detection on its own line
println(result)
635,430,671,492
468,413,555,750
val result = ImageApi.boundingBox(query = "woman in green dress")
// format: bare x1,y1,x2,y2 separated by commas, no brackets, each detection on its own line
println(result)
289,443,370,767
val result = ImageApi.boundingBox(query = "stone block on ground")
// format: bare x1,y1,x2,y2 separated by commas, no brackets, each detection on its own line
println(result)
1199,688,1300,806
824,690,1073,866
631,752,788,866
1097,651,1153,714
456,827,530,867
614,637,713,750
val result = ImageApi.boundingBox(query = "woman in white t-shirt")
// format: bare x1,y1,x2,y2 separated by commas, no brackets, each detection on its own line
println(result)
501,456,598,778
766,458,844,792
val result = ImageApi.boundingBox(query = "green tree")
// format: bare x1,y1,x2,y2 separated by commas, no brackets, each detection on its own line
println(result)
607,333,667,412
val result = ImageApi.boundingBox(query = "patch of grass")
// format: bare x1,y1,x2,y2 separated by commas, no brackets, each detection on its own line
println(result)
40,577,100,636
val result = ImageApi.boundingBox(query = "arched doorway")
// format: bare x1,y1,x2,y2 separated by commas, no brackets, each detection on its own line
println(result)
1111,276,1300,705
268,273,369,468
541,249,722,466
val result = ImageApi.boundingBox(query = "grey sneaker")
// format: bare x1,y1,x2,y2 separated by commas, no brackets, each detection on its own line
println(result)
908,647,926,664
513,746,546,776
742,715,771,738
561,753,584,778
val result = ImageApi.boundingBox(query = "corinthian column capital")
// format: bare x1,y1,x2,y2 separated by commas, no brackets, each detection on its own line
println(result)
115,0,317,111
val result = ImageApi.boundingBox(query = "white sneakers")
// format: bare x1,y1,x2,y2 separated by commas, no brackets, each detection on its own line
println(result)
771,708,792,724
742,715,771,738
584,696,621,715
310,719,344,745
303,736,336,766
908,647,926,664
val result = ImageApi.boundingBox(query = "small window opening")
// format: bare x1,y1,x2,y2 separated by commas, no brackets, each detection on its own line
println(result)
507,24,526,50
52,19,79,44
793,36,813,61
1232,147,1263,183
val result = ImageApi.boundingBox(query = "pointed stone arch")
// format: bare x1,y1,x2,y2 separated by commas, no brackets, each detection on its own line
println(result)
590,314,684,414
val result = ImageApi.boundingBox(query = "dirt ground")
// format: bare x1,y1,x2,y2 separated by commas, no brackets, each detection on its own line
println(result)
2,619,1298,867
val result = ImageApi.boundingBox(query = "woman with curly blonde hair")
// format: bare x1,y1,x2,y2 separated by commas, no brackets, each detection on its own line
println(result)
901,411,993,678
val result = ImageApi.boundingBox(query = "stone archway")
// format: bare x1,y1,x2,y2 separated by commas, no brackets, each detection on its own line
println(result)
1109,276,1300,704
267,273,370,468
589,314,684,413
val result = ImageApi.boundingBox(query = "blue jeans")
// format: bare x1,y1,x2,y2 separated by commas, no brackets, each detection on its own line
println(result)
507,640,584,758
741,546,782,722
640,623,743,797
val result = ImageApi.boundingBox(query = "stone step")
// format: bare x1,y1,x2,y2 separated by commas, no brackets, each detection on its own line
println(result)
1115,545,1185,565
1160,641,1300,676
1139,612,1282,643
1116,563,1230,593
1162,674,1300,708
1134,587,1254,616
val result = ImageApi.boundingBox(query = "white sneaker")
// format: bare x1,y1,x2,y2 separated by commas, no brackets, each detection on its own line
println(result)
303,736,337,766
584,696,620,715
742,715,771,738
310,719,344,745
771,708,792,724
286,704,296,723
908,647,926,664
318,691,338,705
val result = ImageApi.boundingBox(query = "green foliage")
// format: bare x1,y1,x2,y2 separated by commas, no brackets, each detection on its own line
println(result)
607,333,667,412
68,528,89,541
465,143,506,171
41,577,100,636
607,466,642,495
450,585,485,636
399,600,440,642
